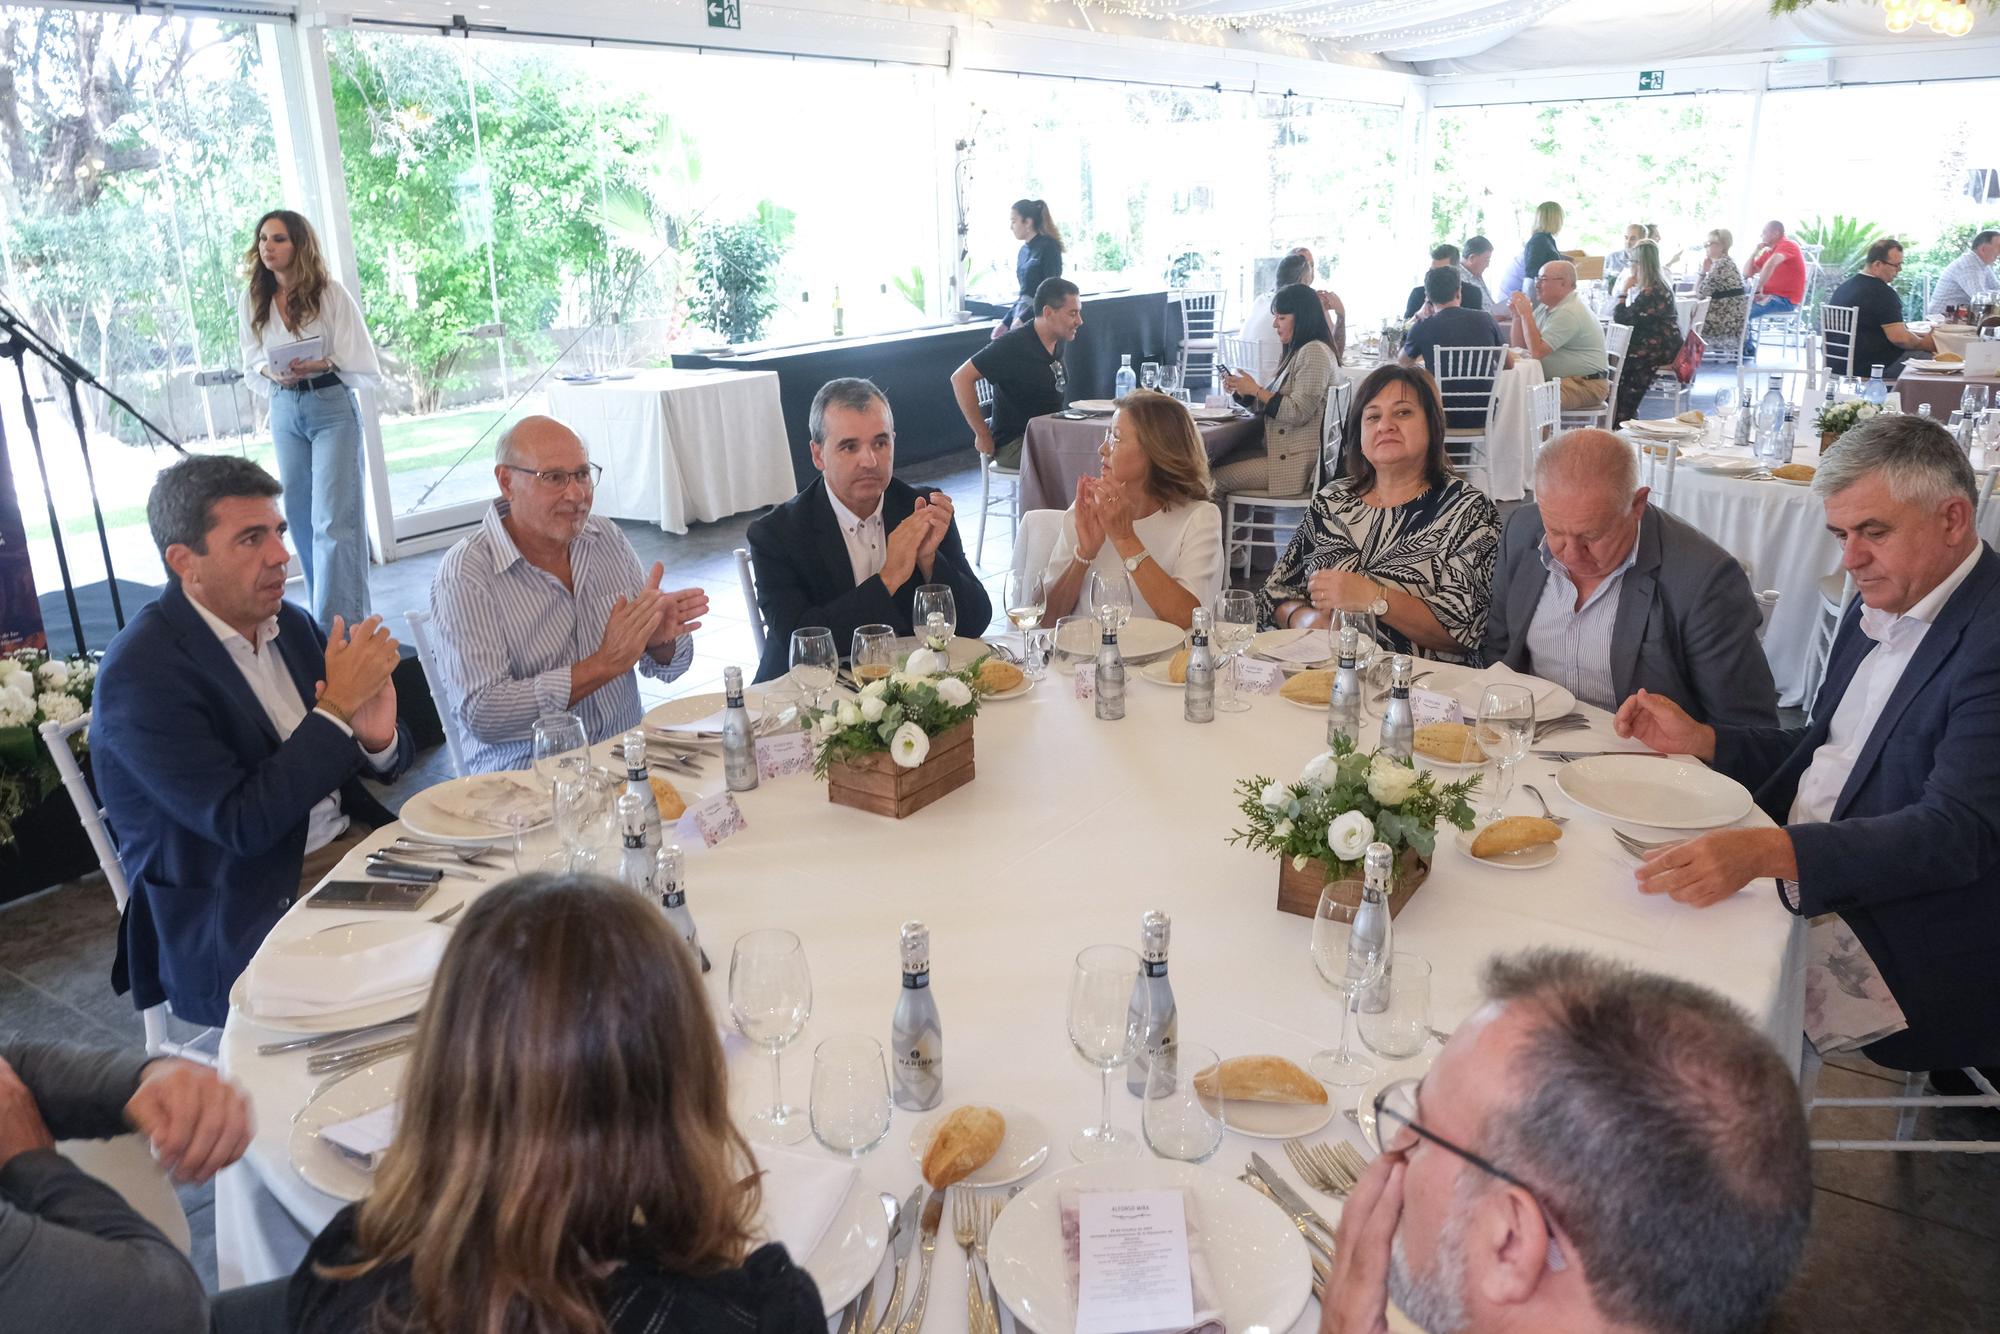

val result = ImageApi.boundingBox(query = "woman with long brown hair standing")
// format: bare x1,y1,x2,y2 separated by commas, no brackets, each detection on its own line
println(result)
1004,198,1064,329
238,209,380,628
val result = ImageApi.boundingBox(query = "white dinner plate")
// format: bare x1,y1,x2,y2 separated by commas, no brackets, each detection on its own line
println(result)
1906,360,1963,374
290,1052,410,1201
1053,616,1185,663
1417,750,1489,772
1691,457,1766,477
981,674,1034,701
1555,754,1753,829
1246,627,1358,672
799,1183,892,1317
1187,404,1241,422
398,770,548,846
907,1104,1052,1187
1196,1086,1335,1140
987,1159,1311,1334
1764,472,1814,487
1427,664,1577,725
1356,1049,1436,1154
1068,398,1119,413
1454,824,1559,870
1140,658,1184,687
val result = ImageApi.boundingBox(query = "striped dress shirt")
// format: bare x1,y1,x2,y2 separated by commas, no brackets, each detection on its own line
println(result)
428,502,692,774
1521,536,1639,713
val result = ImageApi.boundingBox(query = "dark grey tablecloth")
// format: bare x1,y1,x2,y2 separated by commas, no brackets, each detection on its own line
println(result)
1017,412,1262,512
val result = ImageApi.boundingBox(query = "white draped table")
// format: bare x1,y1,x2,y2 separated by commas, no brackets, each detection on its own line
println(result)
546,367,794,534
217,666,1804,1317
1339,358,1547,502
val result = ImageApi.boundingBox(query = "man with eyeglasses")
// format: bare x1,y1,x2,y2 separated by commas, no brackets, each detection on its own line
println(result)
1506,260,1609,412
1825,238,1936,381
1319,949,1812,1334
428,415,707,773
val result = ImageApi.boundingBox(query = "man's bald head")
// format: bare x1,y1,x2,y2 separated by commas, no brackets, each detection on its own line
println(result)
1535,429,1638,501
1534,259,1577,302
1534,431,1647,583
495,415,585,469
494,415,594,546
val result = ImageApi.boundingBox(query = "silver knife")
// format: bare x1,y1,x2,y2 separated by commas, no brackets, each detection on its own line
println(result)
895,1186,946,1334
1531,749,1676,761
871,1185,924,1334
367,854,483,881
1249,1152,1339,1237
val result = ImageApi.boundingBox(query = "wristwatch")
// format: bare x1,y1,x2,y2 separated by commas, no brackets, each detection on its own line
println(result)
1365,583,1389,617
1123,550,1148,574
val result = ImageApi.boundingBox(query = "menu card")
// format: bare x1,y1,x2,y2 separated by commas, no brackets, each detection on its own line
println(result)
755,732,813,780
1073,1190,1195,1334
321,1101,399,1171
1257,629,1334,665
1231,658,1282,694
1410,687,1464,725
676,792,748,848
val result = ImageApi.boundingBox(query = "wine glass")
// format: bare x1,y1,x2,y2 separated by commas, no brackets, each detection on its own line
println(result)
729,929,813,1144
1140,361,1161,391
1309,883,1390,1086
1475,685,1537,824
789,627,837,711
1004,567,1047,658
1214,589,1257,713
913,585,957,652
1067,944,1144,1161
851,624,896,687
809,1035,893,1158
1712,388,1739,445
531,712,588,791
1085,568,1132,633
551,772,597,873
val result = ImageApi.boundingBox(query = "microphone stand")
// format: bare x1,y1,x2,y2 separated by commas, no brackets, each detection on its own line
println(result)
0,295,187,653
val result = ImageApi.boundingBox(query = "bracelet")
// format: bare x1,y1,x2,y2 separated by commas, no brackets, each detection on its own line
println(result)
317,698,351,726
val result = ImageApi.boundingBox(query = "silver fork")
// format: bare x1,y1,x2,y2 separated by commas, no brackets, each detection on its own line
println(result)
974,1197,1001,1334
1520,784,1568,825
950,1187,984,1334
307,1034,414,1076
258,1011,419,1056
1370,669,1434,702
1284,1138,1355,1196
1614,829,1682,858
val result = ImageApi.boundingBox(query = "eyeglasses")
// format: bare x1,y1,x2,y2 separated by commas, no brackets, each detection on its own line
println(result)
1373,1078,1568,1271
504,463,603,490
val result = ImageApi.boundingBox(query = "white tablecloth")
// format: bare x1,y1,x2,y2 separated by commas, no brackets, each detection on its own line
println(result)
1339,358,1547,502
547,368,793,535
219,666,1804,1317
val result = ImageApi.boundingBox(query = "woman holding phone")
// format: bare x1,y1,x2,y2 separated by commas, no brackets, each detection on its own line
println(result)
239,209,381,627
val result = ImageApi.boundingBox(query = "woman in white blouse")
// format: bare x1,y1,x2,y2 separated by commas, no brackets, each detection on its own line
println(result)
239,209,382,627
1041,390,1223,630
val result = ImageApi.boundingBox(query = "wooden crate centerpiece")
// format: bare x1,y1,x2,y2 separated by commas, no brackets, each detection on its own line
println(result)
1276,847,1429,920
826,721,974,819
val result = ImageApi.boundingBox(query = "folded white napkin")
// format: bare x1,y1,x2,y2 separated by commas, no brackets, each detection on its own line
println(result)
1447,663,1569,718
1804,915,1909,1055
1258,629,1333,665
1061,1189,1225,1334
654,705,758,735
425,774,547,829
244,924,448,1017
753,1143,858,1264
320,1101,399,1171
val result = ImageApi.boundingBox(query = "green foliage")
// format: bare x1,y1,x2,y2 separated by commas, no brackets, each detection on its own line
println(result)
1226,734,1479,870
1795,215,1882,276
808,658,988,779
890,266,927,312
1088,230,1130,272
689,213,788,345
1908,221,2000,274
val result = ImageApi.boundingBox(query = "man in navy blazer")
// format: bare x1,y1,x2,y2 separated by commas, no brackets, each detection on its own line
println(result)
95,456,411,1029
1614,415,1999,1072
747,377,992,683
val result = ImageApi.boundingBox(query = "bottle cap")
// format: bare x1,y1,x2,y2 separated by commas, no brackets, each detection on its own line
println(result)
1139,910,1171,963
1390,653,1413,686
724,665,744,692
900,920,931,973
622,729,646,769
617,790,649,838
1338,624,1358,659
1191,607,1212,633
1363,841,1394,882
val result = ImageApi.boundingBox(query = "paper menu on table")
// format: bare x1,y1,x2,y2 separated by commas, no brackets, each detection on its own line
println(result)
1257,629,1334,665
320,1101,399,1170
1073,1190,1195,1334
653,706,758,735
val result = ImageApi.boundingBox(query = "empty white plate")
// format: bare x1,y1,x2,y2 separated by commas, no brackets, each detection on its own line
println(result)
1556,754,1753,829
1053,616,1185,663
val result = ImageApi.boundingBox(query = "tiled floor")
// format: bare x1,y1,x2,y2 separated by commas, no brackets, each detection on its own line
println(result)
6,425,1996,1328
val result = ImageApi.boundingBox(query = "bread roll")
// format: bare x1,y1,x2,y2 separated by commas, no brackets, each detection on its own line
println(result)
976,658,1025,693
1674,409,1706,426
1935,352,1964,364
1279,669,1333,706
1414,721,1480,763
1772,463,1816,482
1470,816,1563,858
921,1105,1006,1188
1168,648,1190,684
1192,1055,1328,1106
648,776,687,821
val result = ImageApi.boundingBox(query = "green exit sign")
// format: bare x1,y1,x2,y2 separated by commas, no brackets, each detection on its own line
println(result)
707,0,740,29
1638,69,1665,92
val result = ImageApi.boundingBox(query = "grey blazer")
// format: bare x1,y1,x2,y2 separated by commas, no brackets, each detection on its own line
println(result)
1483,504,1779,728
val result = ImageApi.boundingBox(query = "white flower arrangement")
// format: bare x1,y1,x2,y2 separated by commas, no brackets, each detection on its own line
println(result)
0,648,100,845
808,654,992,778
1228,735,1479,872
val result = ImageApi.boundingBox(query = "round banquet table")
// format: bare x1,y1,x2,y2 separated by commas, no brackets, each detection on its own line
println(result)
216,668,1805,1316
1017,410,1262,512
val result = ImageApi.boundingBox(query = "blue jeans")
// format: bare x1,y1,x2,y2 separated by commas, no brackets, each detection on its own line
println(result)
268,382,369,628
1743,295,1796,352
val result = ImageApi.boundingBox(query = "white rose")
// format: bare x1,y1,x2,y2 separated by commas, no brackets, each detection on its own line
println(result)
904,648,945,677
1260,782,1289,811
36,660,69,689
1327,810,1375,862
1272,818,1294,839
889,670,925,690
936,677,973,708
859,695,886,723
1367,757,1419,807
0,694,32,728
836,700,862,727
0,663,30,696
859,677,888,700
1300,752,1335,789
37,691,82,726
889,721,931,769
815,714,842,740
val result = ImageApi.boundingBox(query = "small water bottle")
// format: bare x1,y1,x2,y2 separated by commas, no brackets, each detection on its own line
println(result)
1327,625,1363,747
722,665,758,792
1114,354,1137,399
1355,842,1395,1013
1917,402,1934,419
1754,375,1790,467
1094,614,1126,721
615,792,655,898
620,730,662,848
656,843,709,973
1379,654,1415,762
891,921,943,1111
1183,609,1215,724
1734,389,1754,448
1862,365,1888,407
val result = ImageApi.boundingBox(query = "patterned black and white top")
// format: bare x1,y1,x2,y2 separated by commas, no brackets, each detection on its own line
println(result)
1256,477,1501,664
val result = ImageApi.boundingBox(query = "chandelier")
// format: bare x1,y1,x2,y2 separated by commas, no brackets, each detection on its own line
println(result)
1882,0,1976,34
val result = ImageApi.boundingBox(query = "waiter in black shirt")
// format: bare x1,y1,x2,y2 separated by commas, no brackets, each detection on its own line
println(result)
952,277,1083,470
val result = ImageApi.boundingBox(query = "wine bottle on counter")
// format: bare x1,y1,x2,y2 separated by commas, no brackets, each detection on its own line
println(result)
1380,654,1415,762
620,729,662,846
1126,910,1178,1097
891,921,943,1111
615,792,655,898
656,842,709,972
1183,609,1215,723
1094,616,1126,721
722,665,758,792
1327,625,1362,747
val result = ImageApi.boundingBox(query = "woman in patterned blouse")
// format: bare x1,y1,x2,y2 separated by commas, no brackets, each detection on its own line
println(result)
1258,364,1500,664
1695,228,1749,353
1611,241,1684,428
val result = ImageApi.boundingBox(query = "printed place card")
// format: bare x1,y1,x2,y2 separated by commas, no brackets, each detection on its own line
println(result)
1074,667,1096,701
1232,657,1283,694
1074,1190,1195,1334
676,792,747,848
1411,687,1465,725
755,732,813,781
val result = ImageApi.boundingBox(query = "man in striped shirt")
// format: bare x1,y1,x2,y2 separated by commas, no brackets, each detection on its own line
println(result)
428,416,706,773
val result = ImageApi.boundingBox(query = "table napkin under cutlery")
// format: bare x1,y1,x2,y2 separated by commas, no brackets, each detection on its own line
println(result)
1256,629,1335,665
1443,663,1571,717
654,705,759,735
424,774,547,829
244,925,449,1017
752,1143,858,1264
1060,1188,1224,1334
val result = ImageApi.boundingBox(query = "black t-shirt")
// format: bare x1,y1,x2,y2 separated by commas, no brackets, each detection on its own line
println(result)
1827,273,1907,378
1404,279,1484,319
1404,306,1505,429
972,320,1067,446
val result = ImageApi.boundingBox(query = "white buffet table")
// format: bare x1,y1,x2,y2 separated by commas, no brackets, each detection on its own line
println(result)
1339,358,1548,502
546,367,794,534
217,665,1804,1317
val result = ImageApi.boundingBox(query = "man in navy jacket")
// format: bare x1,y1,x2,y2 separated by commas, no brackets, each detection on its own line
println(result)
1614,415,1998,1073
95,456,411,1029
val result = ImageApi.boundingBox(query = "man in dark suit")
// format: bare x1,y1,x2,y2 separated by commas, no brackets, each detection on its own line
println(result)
1485,429,1777,726
94,456,411,1030
1615,415,1999,1073
747,378,992,683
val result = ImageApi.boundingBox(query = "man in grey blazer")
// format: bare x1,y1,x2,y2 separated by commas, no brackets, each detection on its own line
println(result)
1484,429,1778,726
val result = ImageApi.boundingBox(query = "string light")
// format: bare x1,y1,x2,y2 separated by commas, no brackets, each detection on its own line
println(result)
1057,0,1567,47
1881,0,1975,35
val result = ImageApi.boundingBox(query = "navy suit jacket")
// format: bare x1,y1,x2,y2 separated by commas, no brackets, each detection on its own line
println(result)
94,584,412,1028
1712,546,2000,1071
746,478,993,684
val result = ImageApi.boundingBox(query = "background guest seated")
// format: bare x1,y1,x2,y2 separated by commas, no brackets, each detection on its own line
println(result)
1508,260,1610,413
1041,390,1223,630
1609,240,1683,427
953,277,1081,469
1404,244,1484,319
1825,238,1935,381
749,378,991,682
1214,282,1340,501
1401,267,1506,431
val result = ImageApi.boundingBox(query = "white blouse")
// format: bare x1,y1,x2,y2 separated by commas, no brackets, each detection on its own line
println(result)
238,279,381,399
1043,500,1225,623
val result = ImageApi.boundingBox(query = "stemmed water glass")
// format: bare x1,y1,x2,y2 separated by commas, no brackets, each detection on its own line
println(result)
1309,882,1391,1086
1214,589,1257,713
913,585,957,653
531,712,588,791
1475,685,1536,824
851,624,896,687
1713,388,1740,446
1085,568,1132,633
1004,567,1047,660
1067,943,1144,1161
1140,361,1161,391
729,929,814,1144
789,627,837,711
810,1035,893,1158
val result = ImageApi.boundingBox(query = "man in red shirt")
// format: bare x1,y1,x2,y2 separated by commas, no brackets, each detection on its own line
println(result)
1743,220,1808,357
